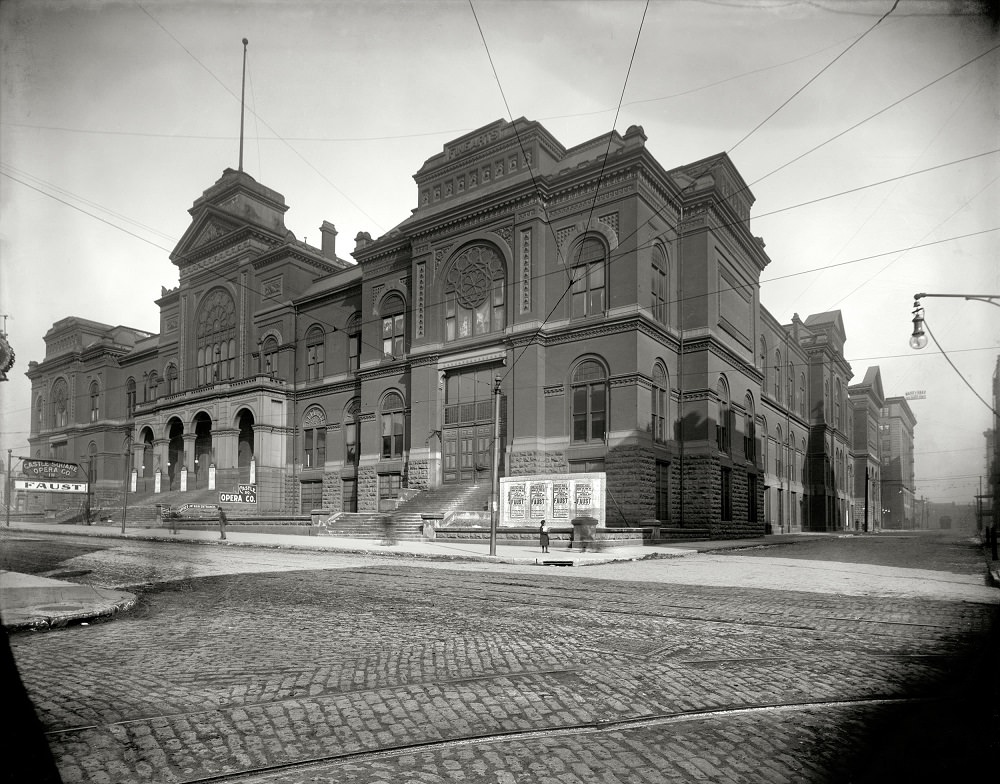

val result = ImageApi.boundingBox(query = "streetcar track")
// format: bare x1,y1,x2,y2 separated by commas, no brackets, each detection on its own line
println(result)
42,665,587,736
170,695,933,784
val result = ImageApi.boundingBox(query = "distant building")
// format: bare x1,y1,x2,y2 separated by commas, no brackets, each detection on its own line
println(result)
880,396,918,529
849,366,885,532
23,118,878,536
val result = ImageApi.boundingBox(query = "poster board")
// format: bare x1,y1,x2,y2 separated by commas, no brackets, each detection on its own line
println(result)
499,472,605,527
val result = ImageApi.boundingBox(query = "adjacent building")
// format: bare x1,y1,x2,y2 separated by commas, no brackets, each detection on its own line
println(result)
879,396,918,529
23,117,899,537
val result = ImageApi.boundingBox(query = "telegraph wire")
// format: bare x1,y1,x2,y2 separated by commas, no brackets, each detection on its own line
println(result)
922,318,998,418
132,1,384,232
728,0,899,154
4,156,995,388
744,42,1000,190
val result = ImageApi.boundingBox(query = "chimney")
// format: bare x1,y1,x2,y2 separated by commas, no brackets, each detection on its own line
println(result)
355,231,372,251
320,221,338,261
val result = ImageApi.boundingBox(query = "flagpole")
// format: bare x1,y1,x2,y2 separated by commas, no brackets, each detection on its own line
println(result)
239,38,248,172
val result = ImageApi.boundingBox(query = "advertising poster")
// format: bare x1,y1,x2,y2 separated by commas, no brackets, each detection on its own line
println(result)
552,482,570,519
507,482,526,520
575,480,594,510
529,483,547,519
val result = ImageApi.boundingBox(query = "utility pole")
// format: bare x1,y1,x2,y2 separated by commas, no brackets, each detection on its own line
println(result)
121,432,132,534
5,448,11,527
489,374,502,557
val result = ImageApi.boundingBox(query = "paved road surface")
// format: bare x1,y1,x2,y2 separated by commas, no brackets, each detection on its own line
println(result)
3,530,998,783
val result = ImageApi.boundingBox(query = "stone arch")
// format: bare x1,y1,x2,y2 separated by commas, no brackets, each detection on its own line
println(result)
440,242,507,341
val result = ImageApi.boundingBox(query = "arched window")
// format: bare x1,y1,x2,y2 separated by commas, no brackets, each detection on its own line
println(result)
196,287,237,385
125,378,136,419
651,246,669,325
346,313,362,372
787,361,794,411
305,326,325,381
786,433,794,482
760,337,768,391
52,379,68,428
444,245,506,341
344,398,361,466
261,336,279,377
652,363,669,444
775,424,783,477
166,364,178,395
380,391,405,458
799,373,806,417
89,381,100,422
824,379,830,422
570,237,606,318
835,378,843,429
302,406,326,468
761,416,768,470
35,396,44,431
716,377,731,454
744,393,756,462
571,360,607,443
773,351,782,402
147,371,159,403
381,294,406,358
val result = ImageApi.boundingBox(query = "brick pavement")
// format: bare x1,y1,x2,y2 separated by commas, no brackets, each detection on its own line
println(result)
7,542,998,784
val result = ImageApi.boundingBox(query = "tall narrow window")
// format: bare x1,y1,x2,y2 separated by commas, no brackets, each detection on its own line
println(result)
773,351,782,402
166,364,178,395
381,294,406,358
570,237,606,318
197,288,237,384
799,373,806,417
787,361,794,411
744,393,756,462
305,326,325,380
146,372,158,403
36,397,44,431
721,467,732,521
444,245,506,341
302,407,326,469
716,378,730,454
52,379,68,427
89,382,100,422
835,379,843,429
760,337,768,393
571,360,607,443
347,314,361,372
655,461,670,522
262,337,278,377
344,399,361,466
651,246,669,325
775,425,783,477
380,391,405,458
652,363,669,444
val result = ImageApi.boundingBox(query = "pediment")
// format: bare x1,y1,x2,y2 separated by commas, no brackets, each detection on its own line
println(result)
170,209,244,264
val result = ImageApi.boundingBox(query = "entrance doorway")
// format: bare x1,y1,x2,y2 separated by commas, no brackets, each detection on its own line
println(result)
442,365,501,484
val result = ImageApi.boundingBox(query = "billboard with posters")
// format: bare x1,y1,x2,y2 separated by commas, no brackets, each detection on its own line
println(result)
499,473,605,527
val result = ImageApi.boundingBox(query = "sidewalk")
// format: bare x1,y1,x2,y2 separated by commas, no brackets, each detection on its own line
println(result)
0,519,814,631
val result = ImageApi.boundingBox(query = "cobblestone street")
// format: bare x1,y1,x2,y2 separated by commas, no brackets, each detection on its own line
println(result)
5,531,999,783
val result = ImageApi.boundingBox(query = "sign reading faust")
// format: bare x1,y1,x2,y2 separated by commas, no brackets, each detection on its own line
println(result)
16,479,88,493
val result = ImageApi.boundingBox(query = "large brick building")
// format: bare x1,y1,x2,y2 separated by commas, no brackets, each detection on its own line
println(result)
25,118,864,537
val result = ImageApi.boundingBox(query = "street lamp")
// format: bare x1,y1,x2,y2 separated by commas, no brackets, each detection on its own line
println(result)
908,292,1000,349
909,300,927,350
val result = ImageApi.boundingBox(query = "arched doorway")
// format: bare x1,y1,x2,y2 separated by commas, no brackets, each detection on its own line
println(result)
237,409,255,483
139,427,154,495
167,418,184,491
193,412,213,489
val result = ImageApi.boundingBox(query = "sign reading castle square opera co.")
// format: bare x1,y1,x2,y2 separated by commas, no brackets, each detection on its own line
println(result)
15,459,89,493
499,473,606,527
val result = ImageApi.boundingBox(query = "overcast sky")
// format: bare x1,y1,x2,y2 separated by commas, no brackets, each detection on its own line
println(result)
1,0,997,506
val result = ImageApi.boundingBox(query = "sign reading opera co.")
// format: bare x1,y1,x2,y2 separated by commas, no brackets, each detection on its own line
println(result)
22,459,86,480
